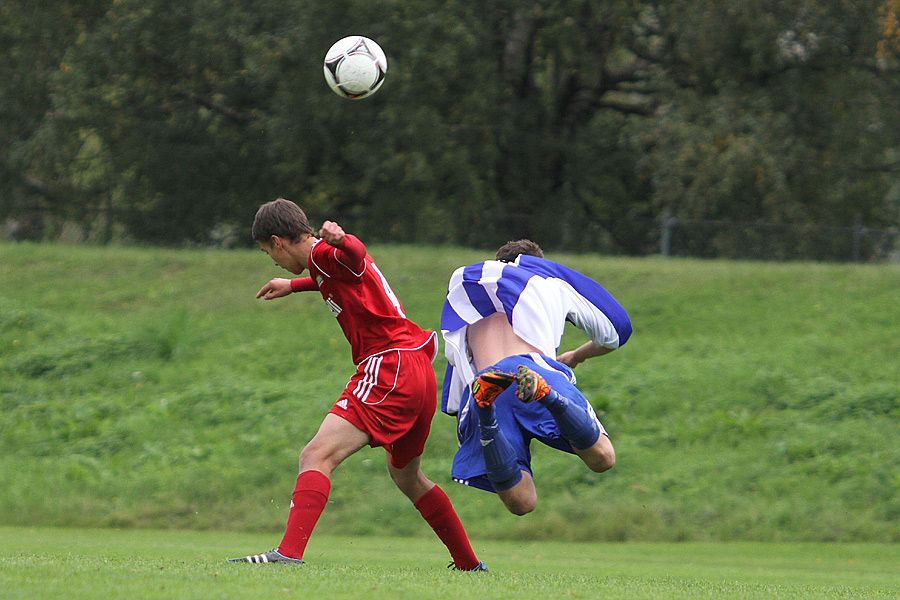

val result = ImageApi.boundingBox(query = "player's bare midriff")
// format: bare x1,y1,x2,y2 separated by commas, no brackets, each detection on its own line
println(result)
466,312,543,372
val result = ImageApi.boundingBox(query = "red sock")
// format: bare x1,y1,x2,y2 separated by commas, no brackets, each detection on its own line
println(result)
277,470,331,559
414,485,480,570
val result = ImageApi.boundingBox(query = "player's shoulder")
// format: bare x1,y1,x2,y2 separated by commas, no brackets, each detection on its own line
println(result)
309,238,348,264
310,238,331,256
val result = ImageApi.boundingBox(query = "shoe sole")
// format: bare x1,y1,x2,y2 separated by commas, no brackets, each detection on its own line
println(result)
515,365,549,403
472,370,514,408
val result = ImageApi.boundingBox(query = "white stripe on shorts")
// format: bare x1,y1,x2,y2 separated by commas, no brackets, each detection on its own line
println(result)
353,354,383,403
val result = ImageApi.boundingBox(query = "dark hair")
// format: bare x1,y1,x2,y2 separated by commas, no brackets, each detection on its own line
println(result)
495,239,544,262
252,198,316,243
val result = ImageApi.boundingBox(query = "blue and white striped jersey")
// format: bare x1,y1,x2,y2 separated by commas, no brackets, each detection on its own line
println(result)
440,254,632,415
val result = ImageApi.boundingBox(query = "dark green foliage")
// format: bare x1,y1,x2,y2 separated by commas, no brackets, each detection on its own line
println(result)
3,1,899,252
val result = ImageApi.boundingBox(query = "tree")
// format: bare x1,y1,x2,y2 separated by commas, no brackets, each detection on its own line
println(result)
3,0,899,256
47,0,304,243
0,1,108,239
635,1,900,231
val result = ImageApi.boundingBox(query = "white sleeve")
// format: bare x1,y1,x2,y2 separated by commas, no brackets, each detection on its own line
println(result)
562,280,622,349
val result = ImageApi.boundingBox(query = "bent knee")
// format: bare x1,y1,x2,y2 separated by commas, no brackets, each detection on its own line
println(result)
505,497,537,516
498,473,537,515
582,441,615,473
298,443,337,474
298,442,322,464
590,452,615,473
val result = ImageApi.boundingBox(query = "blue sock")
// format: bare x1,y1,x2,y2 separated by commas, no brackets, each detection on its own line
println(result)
539,390,601,450
475,403,522,491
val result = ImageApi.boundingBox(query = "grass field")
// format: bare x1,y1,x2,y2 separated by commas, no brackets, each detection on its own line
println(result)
1,242,899,546
2,527,898,600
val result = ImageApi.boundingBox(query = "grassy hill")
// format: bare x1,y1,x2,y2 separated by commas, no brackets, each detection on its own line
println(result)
1,242,898,542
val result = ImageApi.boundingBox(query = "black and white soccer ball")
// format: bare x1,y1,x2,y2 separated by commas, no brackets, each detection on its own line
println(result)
323,36,388,100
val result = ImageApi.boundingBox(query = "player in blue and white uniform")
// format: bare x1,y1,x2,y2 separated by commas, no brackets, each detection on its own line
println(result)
441,240,632,515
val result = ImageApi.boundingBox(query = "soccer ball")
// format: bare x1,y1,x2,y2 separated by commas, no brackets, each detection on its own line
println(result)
323,36,388,100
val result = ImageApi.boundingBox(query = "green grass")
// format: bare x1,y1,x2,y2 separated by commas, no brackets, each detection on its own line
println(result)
2,527,898,600
1,242,899,543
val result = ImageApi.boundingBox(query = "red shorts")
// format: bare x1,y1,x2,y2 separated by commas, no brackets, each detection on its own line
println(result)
329,339,437,469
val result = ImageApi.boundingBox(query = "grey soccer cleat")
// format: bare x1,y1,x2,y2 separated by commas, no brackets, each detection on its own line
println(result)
227,549,303,564
448,560,489,572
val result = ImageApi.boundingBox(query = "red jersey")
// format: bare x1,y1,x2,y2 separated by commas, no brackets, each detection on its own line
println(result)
294,236,435,365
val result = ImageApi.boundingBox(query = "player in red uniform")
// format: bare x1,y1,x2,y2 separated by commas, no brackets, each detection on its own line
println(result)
228,198,485,570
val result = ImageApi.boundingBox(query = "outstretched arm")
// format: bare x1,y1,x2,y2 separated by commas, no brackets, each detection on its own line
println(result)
257,277,318,300
557,341,615,368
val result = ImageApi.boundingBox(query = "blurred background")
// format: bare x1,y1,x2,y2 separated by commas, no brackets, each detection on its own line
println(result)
2,0,900,260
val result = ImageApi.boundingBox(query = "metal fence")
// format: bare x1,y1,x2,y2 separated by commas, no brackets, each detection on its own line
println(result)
658,215,900,263
4,210,900,262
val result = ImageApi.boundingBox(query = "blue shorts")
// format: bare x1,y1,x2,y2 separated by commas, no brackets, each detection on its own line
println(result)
450,353,607,493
